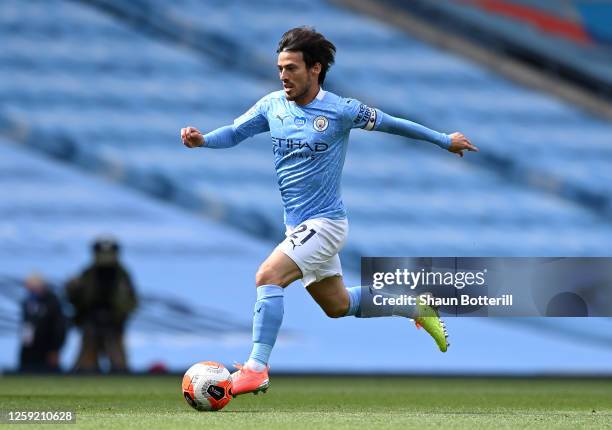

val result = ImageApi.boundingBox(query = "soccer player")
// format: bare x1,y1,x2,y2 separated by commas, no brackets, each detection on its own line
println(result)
181,27,477,396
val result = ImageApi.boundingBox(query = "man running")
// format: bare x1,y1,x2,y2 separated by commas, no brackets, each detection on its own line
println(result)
181,26,477,397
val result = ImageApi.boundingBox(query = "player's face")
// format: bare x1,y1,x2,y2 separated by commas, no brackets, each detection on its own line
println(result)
277,51,320,102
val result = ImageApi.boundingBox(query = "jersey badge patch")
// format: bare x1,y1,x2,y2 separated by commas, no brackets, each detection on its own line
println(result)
313,116,329,132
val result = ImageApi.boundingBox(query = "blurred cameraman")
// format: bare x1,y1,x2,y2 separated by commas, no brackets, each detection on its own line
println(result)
66,237,138,372
19,273,66,373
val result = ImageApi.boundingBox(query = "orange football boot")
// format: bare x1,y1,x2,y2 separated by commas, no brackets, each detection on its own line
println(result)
230,363,270,397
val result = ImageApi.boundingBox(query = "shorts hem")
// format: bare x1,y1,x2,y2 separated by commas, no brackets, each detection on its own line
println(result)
302,272,342,288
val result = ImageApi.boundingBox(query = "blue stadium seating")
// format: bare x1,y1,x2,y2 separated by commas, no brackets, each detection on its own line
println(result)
1,0,612,373
2,0,612,259
411,0,612,88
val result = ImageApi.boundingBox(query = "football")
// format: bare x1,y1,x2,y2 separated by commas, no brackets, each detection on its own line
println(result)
181,361,233,411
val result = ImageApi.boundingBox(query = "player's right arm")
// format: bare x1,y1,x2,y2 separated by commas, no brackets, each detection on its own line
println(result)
181,126,205,148
181,96,271,149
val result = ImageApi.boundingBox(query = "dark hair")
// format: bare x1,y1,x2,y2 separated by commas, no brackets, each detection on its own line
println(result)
277,27,336,84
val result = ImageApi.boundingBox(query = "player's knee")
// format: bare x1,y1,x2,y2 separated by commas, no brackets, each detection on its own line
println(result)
323,303,347,319
255,266,284,287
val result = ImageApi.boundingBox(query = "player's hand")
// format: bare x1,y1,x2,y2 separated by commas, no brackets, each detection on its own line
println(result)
181,126,204,148
448,132,478,158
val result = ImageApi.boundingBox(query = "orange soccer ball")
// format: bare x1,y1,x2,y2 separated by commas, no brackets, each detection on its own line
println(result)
182,361,233,411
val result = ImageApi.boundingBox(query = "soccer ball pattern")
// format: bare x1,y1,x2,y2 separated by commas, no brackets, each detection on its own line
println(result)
182,361,233,411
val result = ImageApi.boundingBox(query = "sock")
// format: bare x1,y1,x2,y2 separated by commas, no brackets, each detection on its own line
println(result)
345,286,417,319
344,286,362,316
247,284,284,368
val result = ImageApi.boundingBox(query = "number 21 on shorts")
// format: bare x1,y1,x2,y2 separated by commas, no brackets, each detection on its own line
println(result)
289,224,317,249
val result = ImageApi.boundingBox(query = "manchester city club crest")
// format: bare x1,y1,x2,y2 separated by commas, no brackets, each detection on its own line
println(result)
313,115,329,132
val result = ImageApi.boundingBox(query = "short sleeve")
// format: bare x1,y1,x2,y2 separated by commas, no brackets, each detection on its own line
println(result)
342,98,379,131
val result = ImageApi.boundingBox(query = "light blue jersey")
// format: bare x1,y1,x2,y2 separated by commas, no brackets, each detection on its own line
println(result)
203,89,451,226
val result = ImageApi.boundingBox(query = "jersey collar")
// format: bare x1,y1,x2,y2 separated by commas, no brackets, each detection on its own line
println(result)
315,87,326,101
292,87,326,108
289,87,327,108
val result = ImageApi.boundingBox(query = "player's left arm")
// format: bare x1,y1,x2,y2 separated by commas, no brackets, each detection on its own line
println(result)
345,99,478,157
376,111,477,158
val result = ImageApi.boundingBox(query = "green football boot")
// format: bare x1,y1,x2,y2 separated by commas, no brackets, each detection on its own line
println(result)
414,296,449,352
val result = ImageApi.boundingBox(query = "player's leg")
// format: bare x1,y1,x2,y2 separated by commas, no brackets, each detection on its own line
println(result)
249,249,301,368
256,247,302,287
306,270,449,352
303,254,366,318
231,249,302,397
305,274,350,318
233,218,346,396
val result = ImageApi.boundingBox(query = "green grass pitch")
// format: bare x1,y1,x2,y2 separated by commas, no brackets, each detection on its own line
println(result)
1,375,611,429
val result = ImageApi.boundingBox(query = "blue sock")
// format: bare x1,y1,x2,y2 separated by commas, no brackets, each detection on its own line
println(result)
248,285,284,366
344,286,403,318
344,286,362,317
